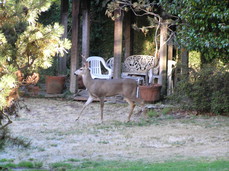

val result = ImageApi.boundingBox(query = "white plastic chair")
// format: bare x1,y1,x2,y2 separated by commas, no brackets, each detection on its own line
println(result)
86,56,113,79
106,57,114,70
148,65,160,84
167,60,176,95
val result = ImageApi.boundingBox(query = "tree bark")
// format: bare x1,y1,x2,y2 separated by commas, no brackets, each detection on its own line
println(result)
70,0,80,93
113,9,123,79
181,48,189,76
58,0,69,75
159,21,168,96
81,0,90,58
124,11,133,58
168,44,173,60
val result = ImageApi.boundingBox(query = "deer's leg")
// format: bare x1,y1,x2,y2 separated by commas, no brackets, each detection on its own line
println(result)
124,98,135,122
76,95,94,121
130,97,147,118
99,97,105,122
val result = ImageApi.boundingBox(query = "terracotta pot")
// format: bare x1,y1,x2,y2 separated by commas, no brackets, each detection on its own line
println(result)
45,76,66,94
27,85,40,96
139,84,162,103
32,86,40,96
77,75,85,89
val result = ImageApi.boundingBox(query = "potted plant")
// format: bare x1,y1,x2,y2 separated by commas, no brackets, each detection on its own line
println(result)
44,57,68,94
139,66,162,103
139,84,162,103
45,75,66,94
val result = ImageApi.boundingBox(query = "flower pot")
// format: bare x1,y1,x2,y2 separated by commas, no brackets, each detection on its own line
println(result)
45,76,66,94
27,85,40,96
139,84,162,103
77,75,85,89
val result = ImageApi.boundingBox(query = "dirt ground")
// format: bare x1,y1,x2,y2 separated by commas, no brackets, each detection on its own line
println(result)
1,98,228,167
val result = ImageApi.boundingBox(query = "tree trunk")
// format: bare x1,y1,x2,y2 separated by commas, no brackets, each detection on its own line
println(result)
181,48,189,76
200,52,208,68
168,44,173,60
124,11,133,58
70,0,80,93
58,0,69,75
81,0,90,58
159,21,168,96
113,9,123,79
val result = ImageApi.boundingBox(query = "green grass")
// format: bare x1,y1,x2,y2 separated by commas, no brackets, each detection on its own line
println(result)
55,159,229,171
0,158,228,171
0,160,43,170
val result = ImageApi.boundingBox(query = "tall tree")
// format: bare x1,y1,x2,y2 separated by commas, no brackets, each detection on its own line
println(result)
0,0,71,128
69,0,80,93
58,0,69,75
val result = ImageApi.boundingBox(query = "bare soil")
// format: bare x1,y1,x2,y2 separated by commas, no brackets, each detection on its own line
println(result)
1,98,228,167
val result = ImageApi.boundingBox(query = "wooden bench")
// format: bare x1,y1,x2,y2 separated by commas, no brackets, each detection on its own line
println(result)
106,55,159,84
122,55,159,84
107,55,176,93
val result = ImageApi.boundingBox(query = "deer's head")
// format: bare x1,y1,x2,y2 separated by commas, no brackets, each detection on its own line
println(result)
74,61,90,77
74,67,85,76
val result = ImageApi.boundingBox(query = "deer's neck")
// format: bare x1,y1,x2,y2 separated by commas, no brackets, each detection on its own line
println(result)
82,69,93,88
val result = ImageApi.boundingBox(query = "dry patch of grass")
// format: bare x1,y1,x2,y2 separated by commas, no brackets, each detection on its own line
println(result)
0,98,228,168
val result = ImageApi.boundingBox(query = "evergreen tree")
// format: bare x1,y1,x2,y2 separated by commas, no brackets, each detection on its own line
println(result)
0,0,71,128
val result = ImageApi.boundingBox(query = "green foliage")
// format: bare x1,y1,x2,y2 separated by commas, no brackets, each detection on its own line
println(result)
15,23,71,73
0,0,71,75
0,0,71,116
189,51,201,69
133,18,156,55
147,109,159,118
107,0,228,63
0,0,52,26
38,2,60,26
0,75,17,110
50,162,74,170
0,33,17,110
161,0,229,63
169,65,229,115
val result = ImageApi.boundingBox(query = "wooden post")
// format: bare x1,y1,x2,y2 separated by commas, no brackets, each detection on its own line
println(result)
113,9,123,79
124,11,133,58
82,0,90,58
58,0,69,75
168,43,173,60
181,48,189,75
159,21,168,96
70,0,80,93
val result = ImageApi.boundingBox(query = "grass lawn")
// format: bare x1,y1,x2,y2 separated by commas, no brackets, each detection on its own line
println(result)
0,159,228,171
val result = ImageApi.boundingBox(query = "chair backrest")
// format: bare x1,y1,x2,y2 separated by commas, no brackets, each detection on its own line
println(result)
167,60,177,95
167,60,176,77
106,57,114,69
86,56,112,79
123,55,156,73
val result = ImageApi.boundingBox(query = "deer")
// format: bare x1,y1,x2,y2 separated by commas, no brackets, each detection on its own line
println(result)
74,57,147,122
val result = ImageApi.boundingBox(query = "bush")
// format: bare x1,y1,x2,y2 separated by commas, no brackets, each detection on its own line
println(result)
169,64,229,115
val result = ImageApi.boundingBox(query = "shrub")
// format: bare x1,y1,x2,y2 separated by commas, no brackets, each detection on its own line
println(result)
0,0,71,128
169,64,229,115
